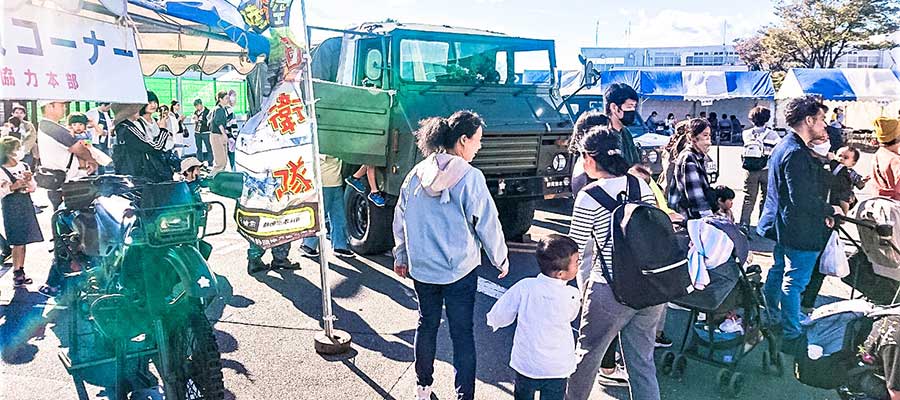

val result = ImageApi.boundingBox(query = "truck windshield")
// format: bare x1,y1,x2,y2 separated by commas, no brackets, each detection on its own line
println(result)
399,38,552,85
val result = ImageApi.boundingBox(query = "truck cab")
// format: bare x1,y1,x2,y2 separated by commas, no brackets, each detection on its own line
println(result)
311,22,573,254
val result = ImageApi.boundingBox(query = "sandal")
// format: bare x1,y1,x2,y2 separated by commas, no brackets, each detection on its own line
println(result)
13,269,33,287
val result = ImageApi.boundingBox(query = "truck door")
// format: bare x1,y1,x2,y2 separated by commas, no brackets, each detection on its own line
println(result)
313,80,391,167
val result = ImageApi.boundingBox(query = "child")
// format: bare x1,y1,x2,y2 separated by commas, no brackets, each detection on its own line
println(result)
0,137,44,287
68,113,91,142
345,165,386,207
629,165,683,222
714,185,736,222
486,234,580,400
830,146,867,215
180,157,204,203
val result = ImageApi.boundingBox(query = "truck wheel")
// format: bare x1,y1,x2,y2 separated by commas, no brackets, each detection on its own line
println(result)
496,200,535,242
344,186,394,255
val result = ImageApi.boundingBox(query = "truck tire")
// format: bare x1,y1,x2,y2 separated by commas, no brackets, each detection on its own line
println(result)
496,200,535,242
344,186,394,255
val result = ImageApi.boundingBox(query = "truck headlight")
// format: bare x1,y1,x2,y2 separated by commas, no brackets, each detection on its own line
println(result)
552,153,567,172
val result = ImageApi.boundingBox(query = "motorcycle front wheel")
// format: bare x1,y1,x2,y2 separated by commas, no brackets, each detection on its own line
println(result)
158,306,226,400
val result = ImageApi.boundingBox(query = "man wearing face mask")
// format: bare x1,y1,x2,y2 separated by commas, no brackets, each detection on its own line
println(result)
603,83,642,166
757,95,836,356
569,84,642,194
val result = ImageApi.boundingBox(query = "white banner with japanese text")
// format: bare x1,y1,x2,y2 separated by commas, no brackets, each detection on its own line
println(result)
234,56,320,249
1,4,147,103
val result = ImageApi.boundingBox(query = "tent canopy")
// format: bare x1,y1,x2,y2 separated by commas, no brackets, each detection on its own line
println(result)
80,0,269,76
777,68,900,102
600,70,775,101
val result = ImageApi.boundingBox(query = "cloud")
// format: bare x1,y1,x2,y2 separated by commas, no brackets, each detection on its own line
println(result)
617,9,764,47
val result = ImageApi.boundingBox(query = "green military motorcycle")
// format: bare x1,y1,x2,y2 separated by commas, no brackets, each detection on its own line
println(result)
52,175,226,400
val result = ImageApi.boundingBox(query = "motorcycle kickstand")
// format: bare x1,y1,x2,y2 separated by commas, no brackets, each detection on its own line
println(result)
114,339,127,400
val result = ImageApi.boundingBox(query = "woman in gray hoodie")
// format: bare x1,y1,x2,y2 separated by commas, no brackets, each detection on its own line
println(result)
392,110,509,400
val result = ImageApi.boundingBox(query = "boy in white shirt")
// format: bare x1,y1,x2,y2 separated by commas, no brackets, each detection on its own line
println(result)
486,234,581,400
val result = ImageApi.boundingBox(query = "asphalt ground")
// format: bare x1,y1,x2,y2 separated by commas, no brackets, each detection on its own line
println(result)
0,146,866,399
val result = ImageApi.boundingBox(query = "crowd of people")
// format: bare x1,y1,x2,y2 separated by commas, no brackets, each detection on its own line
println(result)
8,80,900,399
645,109,746,142
0,88,284,293
388,82,900,400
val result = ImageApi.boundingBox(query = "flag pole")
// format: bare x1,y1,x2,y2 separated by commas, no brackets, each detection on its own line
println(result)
296,0,351,355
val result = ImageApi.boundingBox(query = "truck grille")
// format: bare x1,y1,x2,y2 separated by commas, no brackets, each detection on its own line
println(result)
471,134,540,176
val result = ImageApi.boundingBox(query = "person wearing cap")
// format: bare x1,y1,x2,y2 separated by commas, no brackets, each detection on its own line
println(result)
867,117,900,201
193,98,212,164
179,156,205,204
112,91,175,182
67,113,91,141
37,100,98,211
7,103,39,168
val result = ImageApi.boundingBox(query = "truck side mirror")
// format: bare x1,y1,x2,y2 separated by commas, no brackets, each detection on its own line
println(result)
580,56,599,89
365,48,383,82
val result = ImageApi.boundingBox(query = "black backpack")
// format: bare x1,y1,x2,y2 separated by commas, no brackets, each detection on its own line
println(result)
585,175,693,309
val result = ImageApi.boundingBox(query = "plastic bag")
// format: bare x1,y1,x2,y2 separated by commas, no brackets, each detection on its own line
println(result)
820,231,850,278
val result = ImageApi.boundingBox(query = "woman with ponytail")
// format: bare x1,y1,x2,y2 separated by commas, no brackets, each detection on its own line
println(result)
566,126,663,400
392,110,509,400
667,118,716,220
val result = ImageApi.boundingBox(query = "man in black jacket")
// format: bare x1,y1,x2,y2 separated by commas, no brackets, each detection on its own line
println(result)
758,95,835,354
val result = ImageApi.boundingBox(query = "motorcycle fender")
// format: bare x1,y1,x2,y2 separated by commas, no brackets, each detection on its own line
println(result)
163,245,219,298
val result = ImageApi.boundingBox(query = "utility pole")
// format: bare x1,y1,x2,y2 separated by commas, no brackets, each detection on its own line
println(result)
595,19,600,46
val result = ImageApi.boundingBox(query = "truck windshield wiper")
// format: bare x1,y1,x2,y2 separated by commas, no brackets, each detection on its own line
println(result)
464,79,486,96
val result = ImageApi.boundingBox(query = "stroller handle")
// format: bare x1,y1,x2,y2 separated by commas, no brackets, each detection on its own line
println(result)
833,214,893,238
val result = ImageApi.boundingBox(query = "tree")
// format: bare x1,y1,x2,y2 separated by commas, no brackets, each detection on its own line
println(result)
736,0,900,69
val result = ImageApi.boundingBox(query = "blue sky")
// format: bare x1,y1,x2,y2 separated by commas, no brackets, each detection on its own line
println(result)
304,0,777,69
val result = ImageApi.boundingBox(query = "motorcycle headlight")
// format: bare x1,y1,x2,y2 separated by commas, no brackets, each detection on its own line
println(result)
157,214,193,235
647,150,659,164
552,153,567,172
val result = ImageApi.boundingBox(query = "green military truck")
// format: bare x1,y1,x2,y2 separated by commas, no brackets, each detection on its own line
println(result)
310,22,573,254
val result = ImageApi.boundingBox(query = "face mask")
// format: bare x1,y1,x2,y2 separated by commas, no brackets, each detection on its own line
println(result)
620,110,637,125
229,95,236,104
811,141,831,157
13,150,25,161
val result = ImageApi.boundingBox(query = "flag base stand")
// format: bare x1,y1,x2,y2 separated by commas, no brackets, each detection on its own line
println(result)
314,329,352,355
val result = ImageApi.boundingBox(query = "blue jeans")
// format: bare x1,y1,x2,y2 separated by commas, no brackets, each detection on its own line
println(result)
763,243,821,339
302,186,349,251
247,242,291,261
413,270,477,400
515,373,565,400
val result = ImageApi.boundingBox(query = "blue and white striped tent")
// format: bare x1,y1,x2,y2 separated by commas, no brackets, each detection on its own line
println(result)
777,68,900,102
599,70,775,101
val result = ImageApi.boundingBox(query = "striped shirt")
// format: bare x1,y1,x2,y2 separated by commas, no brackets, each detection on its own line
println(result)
569,175,656,284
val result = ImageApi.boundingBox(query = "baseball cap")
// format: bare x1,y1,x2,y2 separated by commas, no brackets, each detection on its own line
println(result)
180,157,202,174
37,100,68,108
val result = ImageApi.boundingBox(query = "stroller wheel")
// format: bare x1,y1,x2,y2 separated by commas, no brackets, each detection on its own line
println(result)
717,369,733,391
762,351,784,376
727,372,745,397
672,355,687,379
660,351,676,375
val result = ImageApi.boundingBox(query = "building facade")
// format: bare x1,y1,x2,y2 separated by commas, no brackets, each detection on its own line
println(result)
580,45,745,71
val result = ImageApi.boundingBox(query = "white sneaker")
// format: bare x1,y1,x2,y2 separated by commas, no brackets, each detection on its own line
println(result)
598,365,629,383
415,385,432,400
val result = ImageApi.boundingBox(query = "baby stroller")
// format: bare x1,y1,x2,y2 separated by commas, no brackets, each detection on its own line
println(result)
793,199,900,399
659,217,782,397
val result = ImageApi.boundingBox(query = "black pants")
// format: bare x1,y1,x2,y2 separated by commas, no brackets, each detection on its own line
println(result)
47,189,63,211
515,373,565,400
801,255,826,310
